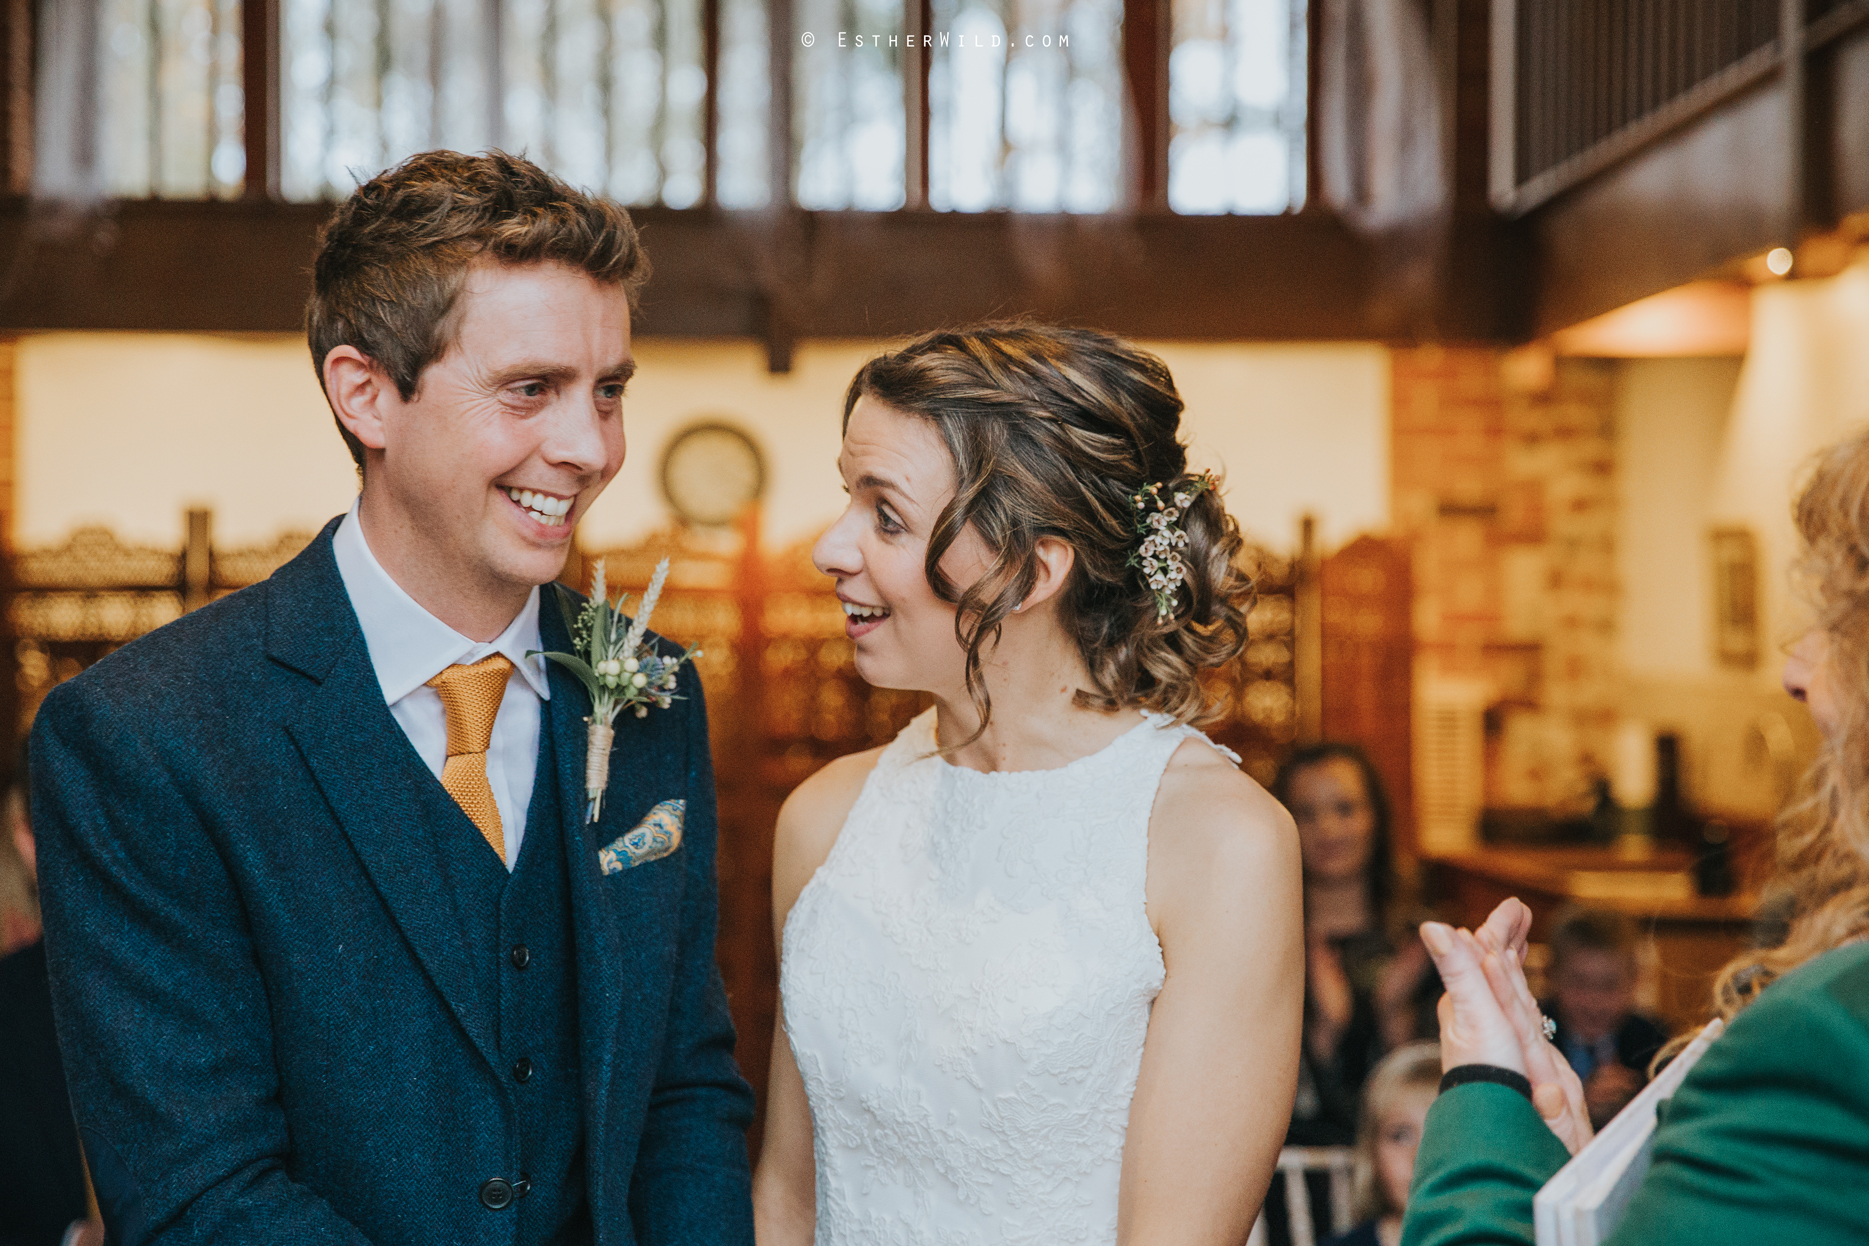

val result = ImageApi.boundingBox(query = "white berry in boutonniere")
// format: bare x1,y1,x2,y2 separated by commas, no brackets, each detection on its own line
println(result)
530,557,700,824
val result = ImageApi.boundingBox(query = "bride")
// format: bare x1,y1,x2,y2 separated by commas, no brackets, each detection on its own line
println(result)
752,322,1305,1245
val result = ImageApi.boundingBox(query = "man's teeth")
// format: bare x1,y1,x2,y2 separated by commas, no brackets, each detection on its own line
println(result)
504,487,571,526
842,602,888,619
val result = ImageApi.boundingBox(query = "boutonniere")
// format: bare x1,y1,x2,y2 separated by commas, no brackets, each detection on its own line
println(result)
530,558,700,824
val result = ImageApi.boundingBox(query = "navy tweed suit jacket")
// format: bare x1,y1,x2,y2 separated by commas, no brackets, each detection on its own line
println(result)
30,519,756,1246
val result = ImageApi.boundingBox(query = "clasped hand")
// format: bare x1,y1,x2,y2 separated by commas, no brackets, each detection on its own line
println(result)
1418,899,1594,1155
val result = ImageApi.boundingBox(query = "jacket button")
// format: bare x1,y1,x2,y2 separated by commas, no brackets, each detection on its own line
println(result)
513,1174,532,1198
479,1177,514,1210
512,1057,534,1083
509,944,530,969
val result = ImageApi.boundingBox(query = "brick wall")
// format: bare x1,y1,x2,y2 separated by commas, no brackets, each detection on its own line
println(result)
1392,346,1619,827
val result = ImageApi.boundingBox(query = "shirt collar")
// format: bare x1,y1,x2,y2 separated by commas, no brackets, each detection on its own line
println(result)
331,500,552,706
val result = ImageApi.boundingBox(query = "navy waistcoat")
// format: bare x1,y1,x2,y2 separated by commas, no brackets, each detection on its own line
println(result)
437,711,589,1246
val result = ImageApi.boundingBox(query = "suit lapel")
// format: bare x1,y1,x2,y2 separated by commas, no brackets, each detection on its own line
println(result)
270,524,499,1071
541,588,632,1169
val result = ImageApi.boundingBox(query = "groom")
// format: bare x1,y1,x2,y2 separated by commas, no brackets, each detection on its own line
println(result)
31,151,755,1245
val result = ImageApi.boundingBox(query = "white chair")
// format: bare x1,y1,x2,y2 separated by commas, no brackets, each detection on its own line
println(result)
1248,1145,1356,1246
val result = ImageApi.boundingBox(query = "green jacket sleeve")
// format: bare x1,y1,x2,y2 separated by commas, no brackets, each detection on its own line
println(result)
1402,946,1869,1246
1400,1084,1569,1246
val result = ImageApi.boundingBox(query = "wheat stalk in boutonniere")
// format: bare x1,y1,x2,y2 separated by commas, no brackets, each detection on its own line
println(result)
529,557,701,824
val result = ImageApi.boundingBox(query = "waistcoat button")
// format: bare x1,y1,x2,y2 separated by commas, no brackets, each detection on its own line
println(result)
512,1057,534,1083
510,944,530,969
479,1177,514,1210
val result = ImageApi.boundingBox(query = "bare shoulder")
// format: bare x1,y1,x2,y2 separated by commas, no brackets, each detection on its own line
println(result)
772,745,887,931
1145,735,1301,942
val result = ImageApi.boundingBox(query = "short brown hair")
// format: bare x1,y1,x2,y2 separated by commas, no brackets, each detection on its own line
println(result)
1548,905,1638,974
844,322,1254,747
306,149,650,470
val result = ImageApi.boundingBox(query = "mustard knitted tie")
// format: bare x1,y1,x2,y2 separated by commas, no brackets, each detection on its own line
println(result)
426,653,514,860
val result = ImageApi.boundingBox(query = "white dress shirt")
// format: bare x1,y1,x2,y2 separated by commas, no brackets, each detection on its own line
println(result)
331,500,551,871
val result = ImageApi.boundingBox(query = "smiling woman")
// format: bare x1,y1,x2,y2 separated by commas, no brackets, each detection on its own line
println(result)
754,322,1305,1246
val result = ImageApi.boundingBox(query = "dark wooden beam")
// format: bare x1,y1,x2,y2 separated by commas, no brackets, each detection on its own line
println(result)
241,0,280,200
1122,0,1168,210
904,0,932,209
1783,0,1808,245
1829,20,1869,216
0,0,29,196
702,0,720,206
0,197,1522,341
1528,78,1788,336
1514,6,1869,336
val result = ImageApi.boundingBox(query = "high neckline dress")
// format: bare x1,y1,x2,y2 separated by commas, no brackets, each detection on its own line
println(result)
780,708,1236,1245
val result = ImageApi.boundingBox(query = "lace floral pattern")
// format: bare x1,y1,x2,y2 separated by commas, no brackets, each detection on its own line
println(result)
781,710,1227,1245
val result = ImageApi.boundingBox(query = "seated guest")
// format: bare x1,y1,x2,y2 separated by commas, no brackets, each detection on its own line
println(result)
0,741,103,1246
1404,428,1869,1244
1274,743,1437,1149
1322,1043,1441,1246
1541,906,1667,1129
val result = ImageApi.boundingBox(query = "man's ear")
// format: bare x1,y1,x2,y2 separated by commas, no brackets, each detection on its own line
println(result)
323,346,393,454
1021,536,1077,611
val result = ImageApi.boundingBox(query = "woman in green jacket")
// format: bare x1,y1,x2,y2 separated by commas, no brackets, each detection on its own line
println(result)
1402,429,1869,1245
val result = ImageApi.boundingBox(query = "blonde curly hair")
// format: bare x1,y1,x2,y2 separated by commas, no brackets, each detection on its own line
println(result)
1709,427,1869,1021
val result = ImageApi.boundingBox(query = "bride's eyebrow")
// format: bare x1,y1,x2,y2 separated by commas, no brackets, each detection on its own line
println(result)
855,472,908,501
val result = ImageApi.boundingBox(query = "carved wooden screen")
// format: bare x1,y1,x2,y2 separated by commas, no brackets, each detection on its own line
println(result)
1319,534,1413,858
11,518,314,731
1203,544,1299,787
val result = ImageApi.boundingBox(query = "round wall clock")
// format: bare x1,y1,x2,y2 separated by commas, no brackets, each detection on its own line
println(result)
659,421,767,527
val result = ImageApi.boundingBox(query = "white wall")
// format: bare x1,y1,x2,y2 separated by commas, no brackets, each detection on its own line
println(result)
15,332,1393,557
1614,356,1743,679
1149,342,1390,552
17,333,353,547
1717,261,1869,679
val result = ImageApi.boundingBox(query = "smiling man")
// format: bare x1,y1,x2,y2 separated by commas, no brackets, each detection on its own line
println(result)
30,151,755,1246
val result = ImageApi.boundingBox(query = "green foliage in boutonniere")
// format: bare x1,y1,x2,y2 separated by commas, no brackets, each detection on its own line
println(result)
530,558,701,823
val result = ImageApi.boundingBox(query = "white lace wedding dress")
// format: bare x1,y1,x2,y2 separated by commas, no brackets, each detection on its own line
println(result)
780,707,1234,1246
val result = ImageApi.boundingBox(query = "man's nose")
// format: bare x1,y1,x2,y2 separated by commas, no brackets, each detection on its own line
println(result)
543,394,614,475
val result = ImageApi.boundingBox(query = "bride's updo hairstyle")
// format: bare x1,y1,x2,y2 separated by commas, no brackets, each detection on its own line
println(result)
844,321,1254,738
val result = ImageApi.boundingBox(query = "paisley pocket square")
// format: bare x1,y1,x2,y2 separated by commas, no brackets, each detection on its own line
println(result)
598,799,685,874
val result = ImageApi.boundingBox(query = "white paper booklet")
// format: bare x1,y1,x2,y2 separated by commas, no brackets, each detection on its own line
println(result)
1532,1017,1725,1246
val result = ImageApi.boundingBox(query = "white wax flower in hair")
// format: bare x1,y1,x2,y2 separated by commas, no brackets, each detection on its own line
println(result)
1126,473,1216,622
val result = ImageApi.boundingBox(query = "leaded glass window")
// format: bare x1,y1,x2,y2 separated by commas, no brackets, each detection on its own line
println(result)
280,0,709,204
98,0,245,197
1167,0,1306,214
792,0,905,210
927,0,1123,212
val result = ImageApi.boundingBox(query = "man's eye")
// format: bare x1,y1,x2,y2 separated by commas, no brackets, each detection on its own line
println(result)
516,381,546,398
599,383,625,400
